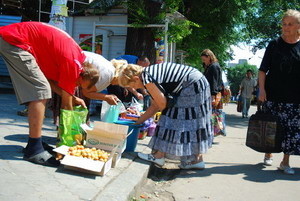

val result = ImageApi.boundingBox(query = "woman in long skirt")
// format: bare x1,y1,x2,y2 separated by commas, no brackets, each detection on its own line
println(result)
118,62,213,169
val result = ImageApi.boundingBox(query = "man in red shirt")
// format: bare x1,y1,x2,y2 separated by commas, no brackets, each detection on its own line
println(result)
0,22,99,166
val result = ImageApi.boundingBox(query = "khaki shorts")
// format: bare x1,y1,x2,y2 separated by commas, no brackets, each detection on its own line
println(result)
0,37,51,104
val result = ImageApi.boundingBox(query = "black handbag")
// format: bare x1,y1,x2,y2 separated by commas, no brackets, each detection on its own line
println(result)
245,104,284,153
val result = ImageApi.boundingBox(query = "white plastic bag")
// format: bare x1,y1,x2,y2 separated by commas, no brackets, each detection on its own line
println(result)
129,97,143,112
100,101,126,123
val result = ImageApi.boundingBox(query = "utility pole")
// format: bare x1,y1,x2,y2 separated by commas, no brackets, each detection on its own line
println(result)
49,0,68,30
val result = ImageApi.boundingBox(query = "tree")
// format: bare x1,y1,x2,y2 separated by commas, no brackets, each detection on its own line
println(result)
227,62,258,96
244,0,300,53
89,0,300,66
124,0,163,63
123,0,194,64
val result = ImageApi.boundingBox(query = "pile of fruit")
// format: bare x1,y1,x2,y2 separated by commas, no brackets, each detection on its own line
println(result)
67,145,110,162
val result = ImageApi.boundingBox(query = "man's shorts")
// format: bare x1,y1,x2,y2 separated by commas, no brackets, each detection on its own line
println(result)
0,37,51,104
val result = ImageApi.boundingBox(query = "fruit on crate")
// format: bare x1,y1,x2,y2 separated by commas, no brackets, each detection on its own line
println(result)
67,145,110,162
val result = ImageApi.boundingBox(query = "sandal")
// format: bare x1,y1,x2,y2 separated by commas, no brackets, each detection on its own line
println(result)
23,151,60,167
278,163,295,175
263,157,273,166
22,142,55,155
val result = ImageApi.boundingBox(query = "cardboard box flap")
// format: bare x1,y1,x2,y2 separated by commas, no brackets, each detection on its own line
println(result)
53,145,70,155
61,155,105,172
86,121,129,140
85,135,125,153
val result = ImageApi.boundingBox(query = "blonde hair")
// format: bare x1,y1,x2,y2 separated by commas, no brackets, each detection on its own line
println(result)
81,62,100,89
283,9,300,35
110,59,128,78
200,49,218,64
118,64,143,87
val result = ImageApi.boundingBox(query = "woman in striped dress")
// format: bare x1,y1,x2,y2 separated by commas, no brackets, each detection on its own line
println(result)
118,62,213,169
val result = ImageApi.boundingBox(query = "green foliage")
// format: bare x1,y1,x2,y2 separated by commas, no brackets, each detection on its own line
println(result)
179,0,260,67
158,19,200,43
244,0,300,52
126,0,198,43
124,0,300,66
126,0,154,25
227,62,258,96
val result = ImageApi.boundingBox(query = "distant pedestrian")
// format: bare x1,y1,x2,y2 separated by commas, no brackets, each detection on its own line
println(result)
201,49,223,110
0,22,99,167
240,69,256,118
201,49,225,138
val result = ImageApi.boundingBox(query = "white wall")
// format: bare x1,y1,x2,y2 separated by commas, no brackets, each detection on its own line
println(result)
65,15,128,60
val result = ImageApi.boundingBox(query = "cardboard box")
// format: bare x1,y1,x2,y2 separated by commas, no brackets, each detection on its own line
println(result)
54,121,129,176
54,145,113,176
86,121,128,167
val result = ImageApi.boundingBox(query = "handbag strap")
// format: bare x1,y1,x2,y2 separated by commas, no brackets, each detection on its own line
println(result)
257,101,267,113
144,71,167,95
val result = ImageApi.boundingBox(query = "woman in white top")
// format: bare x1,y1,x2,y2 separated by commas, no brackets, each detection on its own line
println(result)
82,51,141,105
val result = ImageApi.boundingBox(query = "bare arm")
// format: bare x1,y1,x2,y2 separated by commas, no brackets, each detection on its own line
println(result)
82,85,119,105
135,100,160,124
144,83,167,111
48,79,86,109
258,71,267,102
127,87,143,100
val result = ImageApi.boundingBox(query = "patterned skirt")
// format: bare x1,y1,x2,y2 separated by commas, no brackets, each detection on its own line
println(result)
148,76,213,162
264,101,300,155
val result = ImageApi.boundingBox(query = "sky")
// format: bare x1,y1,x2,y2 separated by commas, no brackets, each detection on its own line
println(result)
229,43,266,67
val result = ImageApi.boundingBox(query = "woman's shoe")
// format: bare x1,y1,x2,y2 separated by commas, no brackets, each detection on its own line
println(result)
137,153,165,166
278,163,295,175
263,157,273,166
179,161,205,170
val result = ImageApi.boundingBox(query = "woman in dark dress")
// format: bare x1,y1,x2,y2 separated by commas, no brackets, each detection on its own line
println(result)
259,9,300,175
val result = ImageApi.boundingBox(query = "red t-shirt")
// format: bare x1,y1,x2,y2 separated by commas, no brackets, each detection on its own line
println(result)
0,21,86,95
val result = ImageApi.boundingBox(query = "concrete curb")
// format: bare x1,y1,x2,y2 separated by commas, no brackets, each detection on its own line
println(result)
95,157,150,201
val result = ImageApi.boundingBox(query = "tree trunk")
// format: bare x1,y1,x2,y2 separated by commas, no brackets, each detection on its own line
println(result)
125,0,162,64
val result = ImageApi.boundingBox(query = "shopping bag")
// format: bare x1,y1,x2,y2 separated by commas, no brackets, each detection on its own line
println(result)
57,106,88,147
237,95,242,113
212,109,226,136
246,106,284,153
129,97,143,112
101,101,125,123
212,92,223,110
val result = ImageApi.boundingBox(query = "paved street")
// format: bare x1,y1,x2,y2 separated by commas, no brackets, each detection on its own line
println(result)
135,102,300,201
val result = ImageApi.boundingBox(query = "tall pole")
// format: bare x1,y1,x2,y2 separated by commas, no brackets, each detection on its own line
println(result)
164,19,169,63
49,0,68,31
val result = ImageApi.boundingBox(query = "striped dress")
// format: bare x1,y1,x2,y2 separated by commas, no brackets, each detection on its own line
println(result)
141,63,213,163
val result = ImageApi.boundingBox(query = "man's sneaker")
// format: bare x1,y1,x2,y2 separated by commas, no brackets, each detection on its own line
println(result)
278,163,295,175
137,153,165,166
263,157,273,166
179,161,205,170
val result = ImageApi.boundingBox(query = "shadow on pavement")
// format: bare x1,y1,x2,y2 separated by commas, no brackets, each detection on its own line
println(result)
225,113,251,129
141,161,300,183
4,134,57,145
55,166,97,179
176,163,300,182
0,145,24,160
147,163,181,182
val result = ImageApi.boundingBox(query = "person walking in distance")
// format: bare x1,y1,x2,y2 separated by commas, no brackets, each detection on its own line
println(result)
240,69,257,118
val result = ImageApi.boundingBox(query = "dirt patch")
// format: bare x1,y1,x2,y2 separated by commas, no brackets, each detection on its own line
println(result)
131,162,181,201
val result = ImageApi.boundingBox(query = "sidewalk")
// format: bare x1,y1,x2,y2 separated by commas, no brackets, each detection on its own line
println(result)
134,102,300,201
0,93,151,201
1,93,300,201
